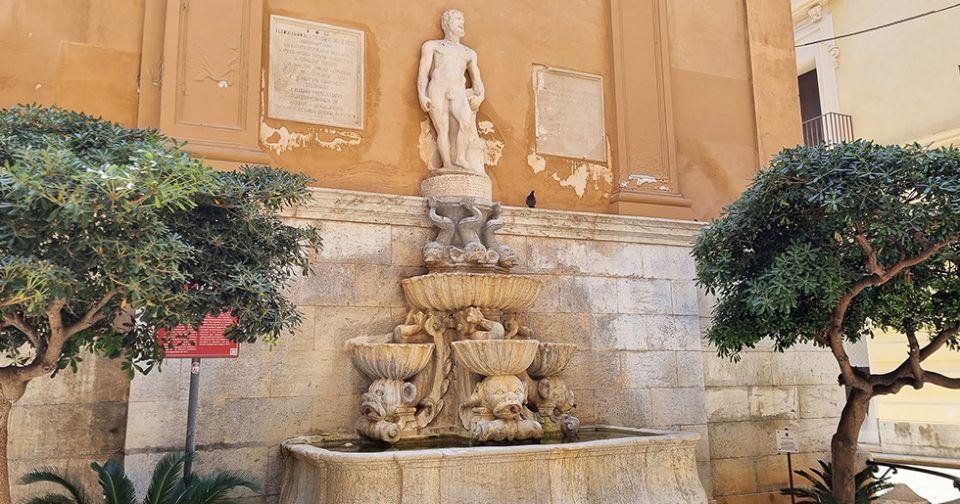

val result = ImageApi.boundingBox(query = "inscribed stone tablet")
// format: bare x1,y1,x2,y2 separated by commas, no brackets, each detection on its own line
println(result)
534,67,605,162
268,16,364,129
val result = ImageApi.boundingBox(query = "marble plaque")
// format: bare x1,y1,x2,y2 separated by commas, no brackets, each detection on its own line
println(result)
268,16,364,129
534,67,606,162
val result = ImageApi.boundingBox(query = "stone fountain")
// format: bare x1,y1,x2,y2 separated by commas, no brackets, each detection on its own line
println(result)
278,9,707,503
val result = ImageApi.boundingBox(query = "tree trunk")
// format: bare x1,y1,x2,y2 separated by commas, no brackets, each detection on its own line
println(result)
0,396,11,504
831,388,870,504
0,377,26,504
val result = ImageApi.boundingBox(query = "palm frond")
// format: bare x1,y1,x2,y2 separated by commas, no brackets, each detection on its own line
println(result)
91,460,137,504
780,460,891,504
20,469,91,504
22,494,78,504
144,453,189,504
177,472,259,504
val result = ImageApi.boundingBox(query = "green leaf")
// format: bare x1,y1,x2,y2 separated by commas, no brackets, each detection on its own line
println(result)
21,468,91,504
144,452,189,504
91,460,137,504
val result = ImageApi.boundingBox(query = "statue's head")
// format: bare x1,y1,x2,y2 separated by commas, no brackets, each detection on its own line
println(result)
441,9,465,38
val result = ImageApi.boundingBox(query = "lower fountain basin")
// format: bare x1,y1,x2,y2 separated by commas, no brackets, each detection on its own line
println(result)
278,426,708,504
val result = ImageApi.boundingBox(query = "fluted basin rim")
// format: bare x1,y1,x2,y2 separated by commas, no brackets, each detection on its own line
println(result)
348,341,435,380
401,273,543,312
527,342,578,378
450,339,540,376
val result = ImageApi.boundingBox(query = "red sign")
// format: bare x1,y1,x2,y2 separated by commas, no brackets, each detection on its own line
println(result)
158,312,240,359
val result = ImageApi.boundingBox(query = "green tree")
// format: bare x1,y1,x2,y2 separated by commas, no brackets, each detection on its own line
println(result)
694,141,960,504
0,106,320,504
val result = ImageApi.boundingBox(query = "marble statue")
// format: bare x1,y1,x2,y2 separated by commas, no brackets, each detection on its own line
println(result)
418,9,485,174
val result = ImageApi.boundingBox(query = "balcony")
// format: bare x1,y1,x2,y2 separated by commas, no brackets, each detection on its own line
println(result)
802,112,854,147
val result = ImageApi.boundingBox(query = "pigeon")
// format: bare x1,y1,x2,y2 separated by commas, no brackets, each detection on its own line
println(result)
525,190,536,208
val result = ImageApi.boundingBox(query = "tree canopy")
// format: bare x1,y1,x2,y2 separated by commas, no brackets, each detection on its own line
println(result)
694,140,960,502
0,105,321,379
695,141,960,367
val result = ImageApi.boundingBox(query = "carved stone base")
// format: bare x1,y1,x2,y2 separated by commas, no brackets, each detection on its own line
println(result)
281,427,710,504
420,170,492,202
422,197,519,272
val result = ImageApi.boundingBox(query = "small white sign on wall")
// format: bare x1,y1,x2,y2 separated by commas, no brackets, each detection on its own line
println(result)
776,426,800,454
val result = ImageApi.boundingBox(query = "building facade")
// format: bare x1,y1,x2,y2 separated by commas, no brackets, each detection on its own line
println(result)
2,1,839,503
793,0,960,469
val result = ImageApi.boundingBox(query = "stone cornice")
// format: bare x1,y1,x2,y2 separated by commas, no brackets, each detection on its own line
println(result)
287,187,704,246
792,0,828,28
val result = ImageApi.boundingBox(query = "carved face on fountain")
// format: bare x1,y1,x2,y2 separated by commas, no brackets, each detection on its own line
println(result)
535,377,575,413
478,375,527,420
360,379,417,420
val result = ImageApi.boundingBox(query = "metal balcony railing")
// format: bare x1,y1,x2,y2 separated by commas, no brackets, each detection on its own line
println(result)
801,112,854,147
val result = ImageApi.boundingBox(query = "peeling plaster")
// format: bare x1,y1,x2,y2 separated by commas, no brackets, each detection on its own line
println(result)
527,151,546,174
551,161,613,198
483,137,504,166
477,120,503,167
627,173,658,185
622,171,673,192
418,119,441,171
419,119,504,169
258,69,361,155
478,120,495,135
259,123,361,155
542,138,613,198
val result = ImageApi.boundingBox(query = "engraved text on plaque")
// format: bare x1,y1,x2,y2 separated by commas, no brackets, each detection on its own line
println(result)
268,16,364,129
534,67,605,162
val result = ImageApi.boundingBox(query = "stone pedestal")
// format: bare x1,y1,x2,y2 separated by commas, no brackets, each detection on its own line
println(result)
420,168,492,203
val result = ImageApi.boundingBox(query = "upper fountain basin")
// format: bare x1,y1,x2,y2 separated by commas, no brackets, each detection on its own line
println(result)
450,339,540,376
527,342,578,378
401,273,542,312
348,341,435,380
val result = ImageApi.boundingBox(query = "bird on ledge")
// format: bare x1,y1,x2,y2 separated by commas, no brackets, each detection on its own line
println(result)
525,190,536,208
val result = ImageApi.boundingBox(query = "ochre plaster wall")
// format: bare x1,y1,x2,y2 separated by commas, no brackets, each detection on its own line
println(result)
0,1,802,219
0,0,145,127
260,0,619,213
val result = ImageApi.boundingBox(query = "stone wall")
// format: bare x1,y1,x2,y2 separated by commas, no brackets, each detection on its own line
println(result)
9,356,130,503
700,293,844,504
4,186,849,504
121,186,711,500
877,421,960,460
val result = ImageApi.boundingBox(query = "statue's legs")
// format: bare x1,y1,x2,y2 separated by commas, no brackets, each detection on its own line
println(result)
450,95,476,171
428,92,453,169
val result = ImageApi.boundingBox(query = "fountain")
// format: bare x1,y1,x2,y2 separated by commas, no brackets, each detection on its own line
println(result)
278,8,707,503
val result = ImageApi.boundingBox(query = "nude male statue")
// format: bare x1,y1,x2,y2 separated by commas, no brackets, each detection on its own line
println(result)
417,9,485,173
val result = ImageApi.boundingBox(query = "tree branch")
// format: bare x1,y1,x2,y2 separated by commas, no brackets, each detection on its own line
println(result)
854,231,886,276
905,327,924,384
1,312,41,351
0,296,26,309
919,325,959,361
873,377,918,396
923,371,960,389
831,237,960,392
873,325,960,389
63,290,119,339
12,298,68,382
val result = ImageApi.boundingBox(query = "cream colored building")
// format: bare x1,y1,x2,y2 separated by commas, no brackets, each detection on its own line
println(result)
0,1,845,503
793,0,960,469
